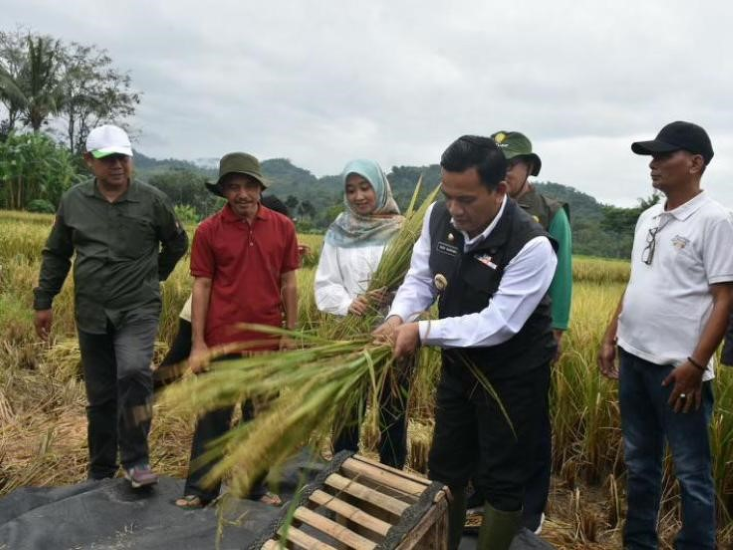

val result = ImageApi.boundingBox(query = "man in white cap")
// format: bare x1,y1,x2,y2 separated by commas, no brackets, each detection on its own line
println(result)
33,124,188,488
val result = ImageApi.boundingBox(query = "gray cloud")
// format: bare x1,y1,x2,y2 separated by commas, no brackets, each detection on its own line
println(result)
8,0,733,206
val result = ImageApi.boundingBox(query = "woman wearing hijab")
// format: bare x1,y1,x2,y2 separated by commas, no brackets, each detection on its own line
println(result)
315,159,409,468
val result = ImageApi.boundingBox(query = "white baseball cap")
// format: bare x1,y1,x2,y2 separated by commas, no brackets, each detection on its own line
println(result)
86,124,133,158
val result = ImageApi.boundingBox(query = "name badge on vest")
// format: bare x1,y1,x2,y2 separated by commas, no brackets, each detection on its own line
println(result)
437,241,459,257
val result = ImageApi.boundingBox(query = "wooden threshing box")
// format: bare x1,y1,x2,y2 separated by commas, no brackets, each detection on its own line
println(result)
249,452,448,549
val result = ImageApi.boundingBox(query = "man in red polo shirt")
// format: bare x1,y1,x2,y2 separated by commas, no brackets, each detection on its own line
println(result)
176,152,299,509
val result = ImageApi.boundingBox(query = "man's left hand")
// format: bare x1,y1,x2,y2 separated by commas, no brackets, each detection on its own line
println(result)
279,335,297,351
552,329,564,364
393,322,420,359
662,361,704,413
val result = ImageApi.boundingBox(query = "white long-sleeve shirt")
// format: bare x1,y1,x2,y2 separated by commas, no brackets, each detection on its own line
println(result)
388,199,557,348
315,242,386,316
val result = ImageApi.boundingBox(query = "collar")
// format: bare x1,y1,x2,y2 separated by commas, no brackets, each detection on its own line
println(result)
81,178,139,202
221,202,271,223
455,194,507,249
516,184,536,209
653,190,710,222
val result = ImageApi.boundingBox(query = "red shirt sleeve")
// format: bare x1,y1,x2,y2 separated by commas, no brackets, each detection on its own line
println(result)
281,220,300,273
190,223,215,278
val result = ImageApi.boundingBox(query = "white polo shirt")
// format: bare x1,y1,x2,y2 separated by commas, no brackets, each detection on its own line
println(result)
618,191,733,381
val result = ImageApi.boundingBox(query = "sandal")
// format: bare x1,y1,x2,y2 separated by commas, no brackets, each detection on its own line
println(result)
174,495,209,509
258,491,282,507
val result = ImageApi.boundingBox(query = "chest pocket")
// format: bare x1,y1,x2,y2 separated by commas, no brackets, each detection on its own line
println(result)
114,210,156,259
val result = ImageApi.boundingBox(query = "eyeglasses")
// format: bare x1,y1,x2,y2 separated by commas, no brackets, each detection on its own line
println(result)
98,154,130,165
641,219,669,265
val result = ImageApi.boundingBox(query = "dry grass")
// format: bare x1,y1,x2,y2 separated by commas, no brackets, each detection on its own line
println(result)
1,209,732,548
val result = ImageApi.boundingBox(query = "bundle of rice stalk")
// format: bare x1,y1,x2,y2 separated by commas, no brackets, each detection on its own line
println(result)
161,334,393,497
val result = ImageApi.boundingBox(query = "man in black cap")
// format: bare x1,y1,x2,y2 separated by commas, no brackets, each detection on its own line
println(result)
598,121,733,549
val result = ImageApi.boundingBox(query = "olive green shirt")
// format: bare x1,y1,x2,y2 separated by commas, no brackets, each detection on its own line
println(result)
33,178,189,334
518,187,573,331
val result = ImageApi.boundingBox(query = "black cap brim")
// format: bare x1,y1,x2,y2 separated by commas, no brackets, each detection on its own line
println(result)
510,153,542,176
631,140,681,156
527,154,542,177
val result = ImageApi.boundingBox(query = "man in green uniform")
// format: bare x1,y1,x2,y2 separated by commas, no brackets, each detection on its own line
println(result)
492,131,572,354
33,124,188,488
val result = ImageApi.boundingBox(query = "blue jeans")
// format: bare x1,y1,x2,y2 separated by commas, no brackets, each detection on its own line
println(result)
619,349,716,550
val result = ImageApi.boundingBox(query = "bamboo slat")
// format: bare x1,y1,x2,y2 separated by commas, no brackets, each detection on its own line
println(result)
351,455,430,487
294,506,376,550
342,458,425,497
277,526,337,550
325,473,410,516
309,489,392,537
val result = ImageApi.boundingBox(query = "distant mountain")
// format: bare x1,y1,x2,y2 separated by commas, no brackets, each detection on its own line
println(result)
133,150,206,173
192,157,220,170
534,182,604,221
137,152,629,257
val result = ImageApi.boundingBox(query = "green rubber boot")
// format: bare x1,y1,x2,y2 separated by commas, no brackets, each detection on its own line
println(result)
476,502,522,550
447,486,467,550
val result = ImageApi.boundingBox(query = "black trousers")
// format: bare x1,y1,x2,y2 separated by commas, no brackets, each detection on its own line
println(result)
154,318,192,390
77,314,158,479
467,374,551,530
183,355,267,502
333,361,411,469
520,388,551,527
428,363,550,512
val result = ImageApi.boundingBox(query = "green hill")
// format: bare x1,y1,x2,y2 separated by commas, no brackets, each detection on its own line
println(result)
137,154,631,258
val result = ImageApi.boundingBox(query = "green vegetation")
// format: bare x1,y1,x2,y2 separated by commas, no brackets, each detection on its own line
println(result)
0,28,140,149
0,132,79,209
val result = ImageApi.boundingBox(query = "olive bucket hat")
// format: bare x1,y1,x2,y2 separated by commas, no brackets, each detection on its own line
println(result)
491,131,542,176
205,152,269,196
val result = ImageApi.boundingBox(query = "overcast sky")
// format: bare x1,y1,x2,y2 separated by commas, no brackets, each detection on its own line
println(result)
7,0,733,207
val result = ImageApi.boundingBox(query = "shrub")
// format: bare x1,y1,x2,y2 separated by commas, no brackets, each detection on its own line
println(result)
25,199,56,214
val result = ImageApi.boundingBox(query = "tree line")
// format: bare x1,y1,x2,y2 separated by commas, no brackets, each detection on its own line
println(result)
0,27,651,258
0,28,139,212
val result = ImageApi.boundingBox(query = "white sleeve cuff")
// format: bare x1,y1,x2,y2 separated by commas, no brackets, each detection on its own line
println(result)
419,319,444,346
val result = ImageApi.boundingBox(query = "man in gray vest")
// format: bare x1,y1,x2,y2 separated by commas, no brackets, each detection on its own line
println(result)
375,135,557,549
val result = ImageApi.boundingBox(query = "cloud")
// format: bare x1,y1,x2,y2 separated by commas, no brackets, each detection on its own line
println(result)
7,0,733,206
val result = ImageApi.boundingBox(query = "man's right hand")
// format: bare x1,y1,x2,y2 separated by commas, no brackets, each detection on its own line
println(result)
189,342,210,374
372,316,404,345
34,309,53,341
598,338,619,379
